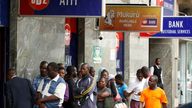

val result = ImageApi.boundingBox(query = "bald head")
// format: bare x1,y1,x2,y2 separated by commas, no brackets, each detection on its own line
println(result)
81,63,90,70
150,75,158,82
148,75,159,89
80,63,90,77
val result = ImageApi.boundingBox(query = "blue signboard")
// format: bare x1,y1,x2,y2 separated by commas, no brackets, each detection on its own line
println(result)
0,0,8,26
20,0,105,17
164,0,174,16
153,17,192,37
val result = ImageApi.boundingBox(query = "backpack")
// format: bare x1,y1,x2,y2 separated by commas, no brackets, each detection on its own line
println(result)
64,82,69,102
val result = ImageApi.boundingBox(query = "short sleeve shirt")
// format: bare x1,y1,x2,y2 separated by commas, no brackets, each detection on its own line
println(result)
37,75,66,107
97,87,111,96
117,83,128,99
32,75,47,91
127,78,145,101
140,87,168,108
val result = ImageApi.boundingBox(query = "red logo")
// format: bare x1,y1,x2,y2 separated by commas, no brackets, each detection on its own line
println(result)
28,0,49,11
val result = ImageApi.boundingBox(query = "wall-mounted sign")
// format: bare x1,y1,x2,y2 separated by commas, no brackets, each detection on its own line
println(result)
99,5,162,31
155,0,174,16
140,17,192,38
0,0,8,26
140,0,174,37
19,0,105,17
163,0,174,16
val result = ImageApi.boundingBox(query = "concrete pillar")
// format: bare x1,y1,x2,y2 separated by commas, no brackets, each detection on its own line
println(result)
80,0,128,74
10,0,18,68
172,39,179,107
77,18,85,66
84,18,117,75
124,33,149,83
124,32,130,84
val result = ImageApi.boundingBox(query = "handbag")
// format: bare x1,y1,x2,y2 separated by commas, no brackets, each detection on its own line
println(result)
113,91,122,101
113,87,122,102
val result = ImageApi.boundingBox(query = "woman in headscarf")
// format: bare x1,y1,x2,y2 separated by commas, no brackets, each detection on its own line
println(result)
98,68,119,101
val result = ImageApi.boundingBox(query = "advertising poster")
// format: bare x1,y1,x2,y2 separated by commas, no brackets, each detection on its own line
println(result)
93,46,102,64
99,5,162,32
116,32,124,76
65,18,78,67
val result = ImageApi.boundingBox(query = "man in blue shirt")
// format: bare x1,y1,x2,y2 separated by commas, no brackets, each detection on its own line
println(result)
36,62,66,108
32,61,48,91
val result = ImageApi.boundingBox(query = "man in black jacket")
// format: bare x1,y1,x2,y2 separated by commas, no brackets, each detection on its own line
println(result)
150,58,164,89
5,68,35,108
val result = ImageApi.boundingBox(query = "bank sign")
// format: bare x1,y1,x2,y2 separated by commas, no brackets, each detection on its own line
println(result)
140,17,192,38
19,0,105,17
99,5,162,31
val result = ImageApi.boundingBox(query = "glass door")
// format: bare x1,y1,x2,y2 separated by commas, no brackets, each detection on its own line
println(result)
187,42,192,103
179,43,187,104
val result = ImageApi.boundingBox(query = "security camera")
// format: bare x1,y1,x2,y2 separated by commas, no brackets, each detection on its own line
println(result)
98,35,103,40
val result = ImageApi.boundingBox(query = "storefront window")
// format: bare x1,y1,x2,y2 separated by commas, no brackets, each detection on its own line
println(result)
187,43,192,103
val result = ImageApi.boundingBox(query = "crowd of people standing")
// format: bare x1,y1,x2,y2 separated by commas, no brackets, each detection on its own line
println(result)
5,58,170,108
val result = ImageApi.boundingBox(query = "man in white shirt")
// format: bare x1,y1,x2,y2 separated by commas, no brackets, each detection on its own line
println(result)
127,69,145,108
150,58,164,89
141,66,150,89
36,62,66,108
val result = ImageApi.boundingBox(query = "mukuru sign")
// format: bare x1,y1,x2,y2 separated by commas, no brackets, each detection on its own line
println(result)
99,5,162,31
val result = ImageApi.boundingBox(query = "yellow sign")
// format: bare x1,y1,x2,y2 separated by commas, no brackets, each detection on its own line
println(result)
99,5,162,32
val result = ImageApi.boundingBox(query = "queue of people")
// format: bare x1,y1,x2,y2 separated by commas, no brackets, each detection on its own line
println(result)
5,58,168,108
